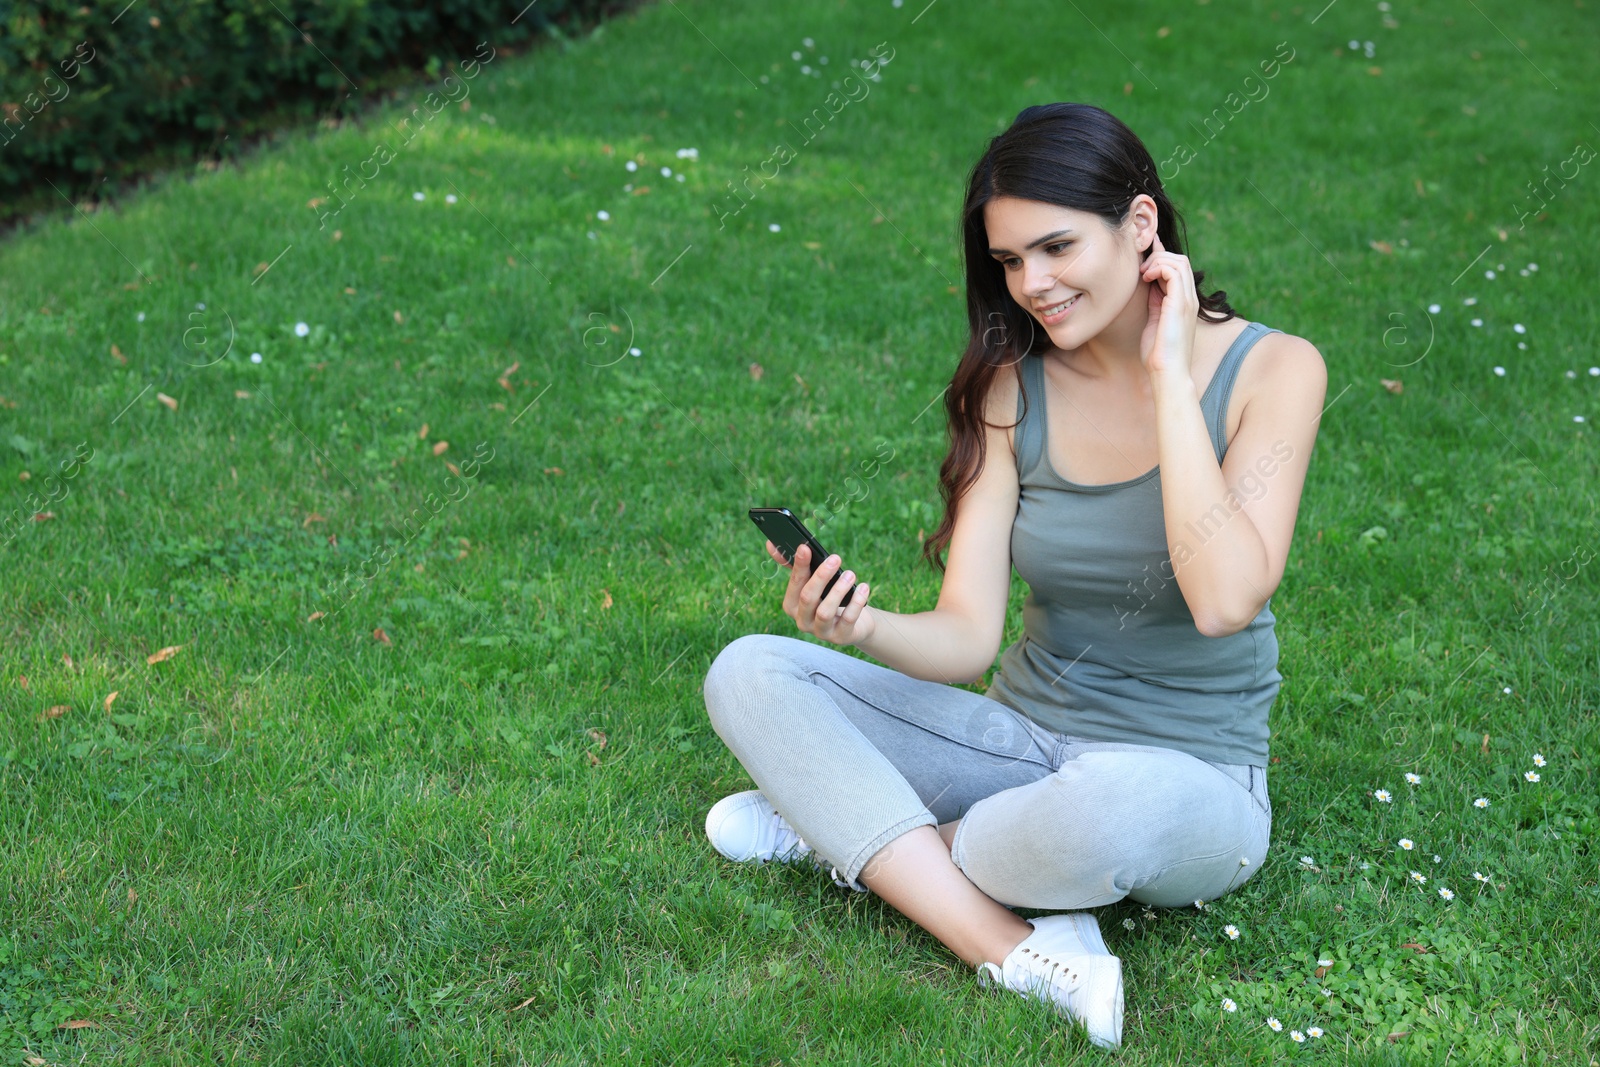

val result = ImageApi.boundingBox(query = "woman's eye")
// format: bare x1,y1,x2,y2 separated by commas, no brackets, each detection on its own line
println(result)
1047,242,1072,254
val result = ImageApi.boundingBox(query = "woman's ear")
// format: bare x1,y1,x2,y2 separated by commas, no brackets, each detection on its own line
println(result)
1130,195,1159,256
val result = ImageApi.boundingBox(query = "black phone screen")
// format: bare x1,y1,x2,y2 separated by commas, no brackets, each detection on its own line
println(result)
748,507,858,605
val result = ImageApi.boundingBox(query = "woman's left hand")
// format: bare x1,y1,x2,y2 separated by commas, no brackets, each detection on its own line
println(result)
1138,231,1199,383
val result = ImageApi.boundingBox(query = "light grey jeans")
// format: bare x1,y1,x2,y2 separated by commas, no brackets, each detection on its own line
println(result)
703,633,1271,910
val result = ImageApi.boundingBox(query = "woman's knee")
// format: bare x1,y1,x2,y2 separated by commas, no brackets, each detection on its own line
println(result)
702,632,802,738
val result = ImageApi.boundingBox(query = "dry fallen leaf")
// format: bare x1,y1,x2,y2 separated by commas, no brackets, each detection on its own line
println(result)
31,511,55,522
58,1019,97,1030
234,390,251,399
41,705,70,720
373,628,392,645
146,645,183,665
418,423,429,439
432,441,449,456
157,392,178,411
16,471,28,481
17,675,28,691
601,590,613,610
393,310,404,323
127,886,136,904
343,286,356,295
587,728,608,749
302,512,326,527
544,467,564,476
110,343,126,364
586,751,601,767
1400,942,1430,954
803,241,821,250
104,691,118,714
62,653,74,671
497,377,513,392
1381,378,1404,394
502,361,520,380
1369,240,1393,254
445,462,462,477
1481,733,1490,756
511,995,537,1011
306,611,325,622
631,185,652,196
749,362,764,380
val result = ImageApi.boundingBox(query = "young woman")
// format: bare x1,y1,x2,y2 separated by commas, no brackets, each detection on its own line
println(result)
701,102,1327,1049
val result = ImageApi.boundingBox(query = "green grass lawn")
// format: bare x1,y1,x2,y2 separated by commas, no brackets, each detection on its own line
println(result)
2,0,1597,1061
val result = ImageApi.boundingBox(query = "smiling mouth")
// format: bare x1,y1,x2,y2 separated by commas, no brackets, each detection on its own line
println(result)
1036,294,1080,318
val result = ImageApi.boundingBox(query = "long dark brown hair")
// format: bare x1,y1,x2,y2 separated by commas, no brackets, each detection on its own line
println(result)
921,102,1238,572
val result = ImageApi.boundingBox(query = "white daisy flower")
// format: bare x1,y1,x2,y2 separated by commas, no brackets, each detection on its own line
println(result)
1528,262,1539,271
1589,367,1599,376
1474,798,1489,808
769,223,781,232
1433,854,1442,863
1513,323,1526,334
1473,871,1489,883
196,302,205,310
1568,370,1579,379
1428,303,1441,313
1317,958,1333,968
294,322,310,337
1308,1026,1324,1038
1291,1030,1306,1043
1222,997,1238,1013
1239,857,1250,867
628,347,642,357
597,210,610,221
802,37,814,48
1405,773,1421,785
1225,925,1240,940
444,194,457,204
250,352,263,364
1532,753,1546,767
1517,342,1528,350
791,50,801,61
1525,770,1541,782
676,174,686,182
1374,789,1392,803
137,311,146,322
1267,1017,1283,1032
1300,856,1316,867
1470,318,1483,327
1493,367,1506,376
1464,296,1478,305
1410,870,1426,883
660,166,672,177
413,191,425,201
1398,838,1414,850
625,160,638,172
675,148,699,160
1122,917,1136,930
1439,887,1455,900
1321,987,1333,997
1503,687,1512,694
1485,270,1495,279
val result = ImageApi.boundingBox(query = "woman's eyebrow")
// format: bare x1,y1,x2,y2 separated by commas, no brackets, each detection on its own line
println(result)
987,229,1075,256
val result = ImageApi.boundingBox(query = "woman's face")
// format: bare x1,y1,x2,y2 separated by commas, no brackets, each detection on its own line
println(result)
982,194,1156,350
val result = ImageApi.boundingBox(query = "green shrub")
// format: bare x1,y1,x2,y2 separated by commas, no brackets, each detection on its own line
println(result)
0,0,620,208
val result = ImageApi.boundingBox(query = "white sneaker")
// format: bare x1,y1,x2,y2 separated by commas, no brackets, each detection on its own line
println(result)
979,914,1124,1049
704,791,868,893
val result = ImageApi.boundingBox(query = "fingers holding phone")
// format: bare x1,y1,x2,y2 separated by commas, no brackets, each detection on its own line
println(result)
766,540,875,647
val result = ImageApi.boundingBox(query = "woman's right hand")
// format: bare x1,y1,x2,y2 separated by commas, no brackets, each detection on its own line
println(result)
767,540,877,647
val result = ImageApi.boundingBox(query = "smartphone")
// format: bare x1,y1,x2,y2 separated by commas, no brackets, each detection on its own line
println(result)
748,507,860,605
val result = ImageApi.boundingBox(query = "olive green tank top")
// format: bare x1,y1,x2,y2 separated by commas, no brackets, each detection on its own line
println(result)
983,321,1282,766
